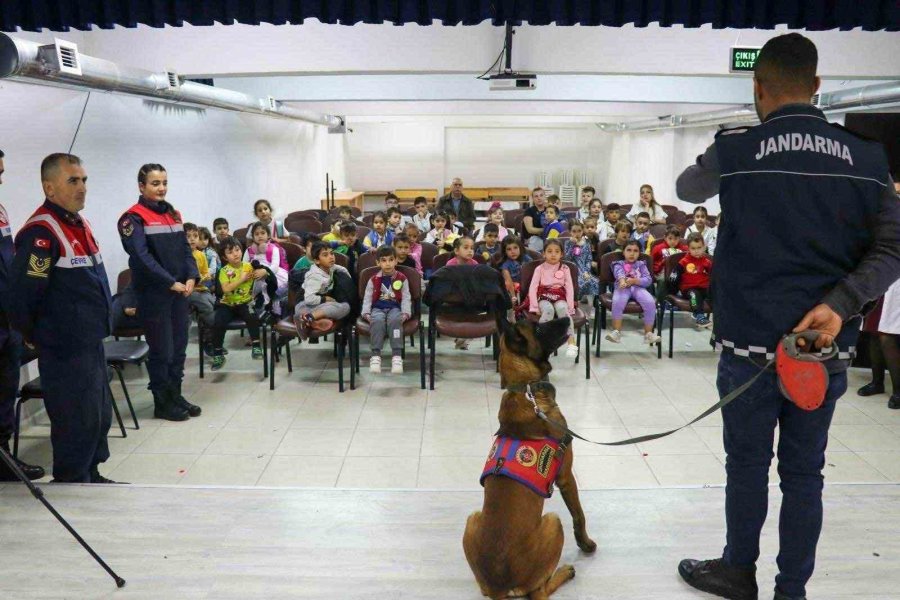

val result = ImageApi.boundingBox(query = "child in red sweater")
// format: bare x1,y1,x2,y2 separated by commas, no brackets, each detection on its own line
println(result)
651,225,689,302
672,233,713,328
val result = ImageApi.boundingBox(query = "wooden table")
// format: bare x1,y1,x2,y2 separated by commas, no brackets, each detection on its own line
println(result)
321,190,365,211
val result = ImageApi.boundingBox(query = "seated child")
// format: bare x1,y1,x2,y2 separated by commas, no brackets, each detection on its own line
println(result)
364,211,394,249
631,211,656,254
198,226,220,287
411,196,433,234
598,203,622,240
577,187,596,221
293,233,320,271
337,206,355,222
588,198,603,223
425,212,459,253
564,220,599,306
111,283,140,331
447,235,478,349
686,205,717,255
212,217,230,251
542,205,565,241
583,216,600,249
392,233,417,270
249,199,292,245
443,207,464,234
672,233,713,328
333,222,367,275
546,194,561,208
528,239,579,358
474,203,507,243
605,240,660,345
243,221,289,315
386,206,407,235
361,246,412,374
294,242,352,339
474,223,501,262
184,223,216,327
609,221,634,253
211,237,263,369
322,219,343,243
494,235,532,306
404,223,424,274
650,225,689,302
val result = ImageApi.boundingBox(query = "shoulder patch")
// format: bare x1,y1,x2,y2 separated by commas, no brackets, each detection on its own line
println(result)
715,126,752,138
118,216,134,237
33,238,51,249
27,253,51,278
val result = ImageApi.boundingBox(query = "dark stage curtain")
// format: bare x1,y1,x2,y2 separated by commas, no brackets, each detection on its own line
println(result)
2,1,898,32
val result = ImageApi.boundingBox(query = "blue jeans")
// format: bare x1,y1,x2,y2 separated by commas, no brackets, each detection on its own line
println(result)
718,351,847,598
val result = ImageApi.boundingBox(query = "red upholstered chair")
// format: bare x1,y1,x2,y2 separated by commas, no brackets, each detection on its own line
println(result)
355,250,378,274
419,242,439,275
503,208,524,229
288,209,325,221
329,206,362,218
352,266,426,389
662,252,713,359
355,225,371,240
649,223,668,241
232,228,248,248
525,249,542,261
595,252,661,359
281,242,305,269
518,259,591,378
284,216,323,234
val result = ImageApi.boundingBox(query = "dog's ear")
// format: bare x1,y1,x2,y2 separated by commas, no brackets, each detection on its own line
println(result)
495,313,519,346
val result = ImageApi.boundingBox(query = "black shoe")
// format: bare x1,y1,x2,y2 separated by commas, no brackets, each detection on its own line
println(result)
203,343,216,358
678,558,758,600
153,388,190,422
171,382,201,417
857,382,885,396
773,590,806,600
889,394,900,410
90,468,127,484
0,442,45,481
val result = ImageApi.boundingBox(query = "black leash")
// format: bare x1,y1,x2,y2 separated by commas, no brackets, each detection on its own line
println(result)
0,446,126,588
513,361,774,446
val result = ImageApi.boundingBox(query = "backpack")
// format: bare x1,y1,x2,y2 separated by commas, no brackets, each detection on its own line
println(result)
424,264,511,315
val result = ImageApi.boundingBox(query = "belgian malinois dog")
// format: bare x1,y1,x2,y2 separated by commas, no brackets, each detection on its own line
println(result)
463,316,596,600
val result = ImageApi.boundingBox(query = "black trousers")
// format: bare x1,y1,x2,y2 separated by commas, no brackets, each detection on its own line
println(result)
39,342,111,482
138,289,189,393
212,303,260,349
683,287,712,314
0,329,22,445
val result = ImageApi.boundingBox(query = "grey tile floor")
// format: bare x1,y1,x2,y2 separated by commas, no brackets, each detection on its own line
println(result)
13,317,900,489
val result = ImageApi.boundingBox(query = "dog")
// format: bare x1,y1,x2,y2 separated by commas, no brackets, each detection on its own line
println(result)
463,316,596,600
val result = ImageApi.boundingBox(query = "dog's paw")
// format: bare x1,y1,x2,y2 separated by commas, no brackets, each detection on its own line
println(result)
577,537,598,554
559,564,576,581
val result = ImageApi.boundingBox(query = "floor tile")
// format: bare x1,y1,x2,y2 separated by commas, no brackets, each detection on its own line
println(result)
347,428,423,457
573,455,659,489
337,457,419,488
632,427,713,456
570,427,642,457
276,429,355,457
822,453,889,484
645,454,726,487
416,456,486,490
205,427,287,456
257,456,344,487
421,427,494,457
179,454,271,486
133,423,221,454
830,425,900,452
856,452,900,482
226,403,300,429
109,453,198,484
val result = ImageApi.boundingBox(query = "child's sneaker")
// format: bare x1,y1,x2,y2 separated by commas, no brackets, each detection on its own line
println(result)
565,343,579,358
644,331,661,345
251,344,263,360
695,314,712,329
391,356,404,374
296,313,314,340
211,354,226,371
203,343,216,358
369,356,382,374
605,330,622,343
454,338,470,350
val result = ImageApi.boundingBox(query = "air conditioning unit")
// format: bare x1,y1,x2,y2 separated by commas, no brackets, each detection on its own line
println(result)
38,38,82,76
488,73,537,91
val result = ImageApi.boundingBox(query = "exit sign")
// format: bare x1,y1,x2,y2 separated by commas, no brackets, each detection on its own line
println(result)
730,47,761,73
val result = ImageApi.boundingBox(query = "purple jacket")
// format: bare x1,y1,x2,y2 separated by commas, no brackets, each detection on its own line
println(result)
612,260,652,288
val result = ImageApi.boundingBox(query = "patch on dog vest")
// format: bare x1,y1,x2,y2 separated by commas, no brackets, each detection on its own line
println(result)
480,435,563,498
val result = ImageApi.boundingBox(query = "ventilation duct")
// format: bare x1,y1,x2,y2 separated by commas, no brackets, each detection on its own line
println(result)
0,33,343,129
597,81,900,133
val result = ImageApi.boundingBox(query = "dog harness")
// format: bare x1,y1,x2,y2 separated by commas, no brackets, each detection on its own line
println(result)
480,435,564,498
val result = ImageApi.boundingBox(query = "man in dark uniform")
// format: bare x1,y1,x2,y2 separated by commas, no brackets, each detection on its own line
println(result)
0,149,45,481
436,177,476,231
674,34,900,600
10,153,117,484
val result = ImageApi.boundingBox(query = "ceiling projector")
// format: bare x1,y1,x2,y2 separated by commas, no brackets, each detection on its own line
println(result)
488,72,537,91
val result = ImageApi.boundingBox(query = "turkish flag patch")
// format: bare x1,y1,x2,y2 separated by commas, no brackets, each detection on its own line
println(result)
33,238,51,249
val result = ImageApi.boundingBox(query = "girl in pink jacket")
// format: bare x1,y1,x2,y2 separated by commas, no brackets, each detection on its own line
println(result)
528,239,578,358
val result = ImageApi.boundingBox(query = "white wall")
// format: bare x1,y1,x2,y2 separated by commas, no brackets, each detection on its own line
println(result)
0,80,346,282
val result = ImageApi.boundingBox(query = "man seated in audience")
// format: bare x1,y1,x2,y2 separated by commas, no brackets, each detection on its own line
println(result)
411,196,432,234
523,187,548,252
437,177,476,231
213,217,230,250
598,203,623,240
392,233,417,271
631,211,656,253
361,245,412,375
475,223,501,262
651,225,689,302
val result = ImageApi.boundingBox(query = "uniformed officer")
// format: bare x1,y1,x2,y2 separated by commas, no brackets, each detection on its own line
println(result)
674,34,900,600
0,149,45,481
119,164,199,422
10,154,116,484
